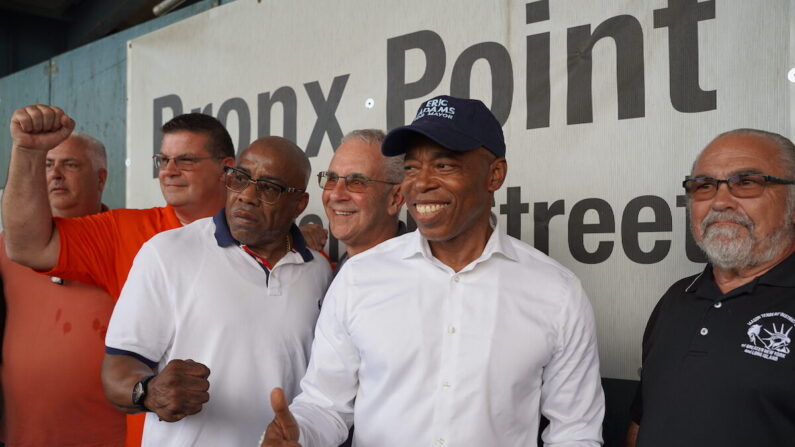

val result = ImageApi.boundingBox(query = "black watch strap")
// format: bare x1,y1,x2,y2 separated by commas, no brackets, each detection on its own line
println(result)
132,374,156,412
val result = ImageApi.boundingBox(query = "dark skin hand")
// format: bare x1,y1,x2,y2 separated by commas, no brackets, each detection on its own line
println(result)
145,359,211,422
260,387,301,447
102,355,210,422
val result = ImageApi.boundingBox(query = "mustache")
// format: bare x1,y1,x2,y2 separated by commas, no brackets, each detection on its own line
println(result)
700,210,754,232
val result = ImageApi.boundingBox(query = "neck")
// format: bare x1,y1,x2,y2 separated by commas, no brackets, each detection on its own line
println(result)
346,219,400,258
712,243,795,293
428,218,493,273
52,200,103,219
245,233,292,266
173,193,225,225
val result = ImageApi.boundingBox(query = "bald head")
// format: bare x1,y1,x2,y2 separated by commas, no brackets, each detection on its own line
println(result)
240,136,311,189
70,131,107,171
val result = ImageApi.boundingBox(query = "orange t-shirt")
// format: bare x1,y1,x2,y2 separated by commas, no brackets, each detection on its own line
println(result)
43,206,182,447
0,234,126,446
46,206,182,299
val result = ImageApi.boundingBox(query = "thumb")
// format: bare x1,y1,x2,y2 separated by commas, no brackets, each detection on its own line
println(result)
57,117,75,138
270,387,299,441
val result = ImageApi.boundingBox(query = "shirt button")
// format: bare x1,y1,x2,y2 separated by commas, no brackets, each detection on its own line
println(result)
700,327,709,336
447,326,456,334
713,301,722,308
436,439,445,445
453,275,460,282
442,380,451,390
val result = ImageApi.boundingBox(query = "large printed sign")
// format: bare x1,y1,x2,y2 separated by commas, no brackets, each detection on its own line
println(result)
126,0,795,380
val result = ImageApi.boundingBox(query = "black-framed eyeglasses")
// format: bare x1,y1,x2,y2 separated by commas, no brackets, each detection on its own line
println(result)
224,166,305,204
153,154,220,171
683,174,795,200
317,171,399,193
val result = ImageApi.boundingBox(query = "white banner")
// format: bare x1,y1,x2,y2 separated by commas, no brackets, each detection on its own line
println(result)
126,0,794,380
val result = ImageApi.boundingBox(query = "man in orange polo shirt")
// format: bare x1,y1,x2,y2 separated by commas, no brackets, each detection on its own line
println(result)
4,104,334,446
3,105,240,446
0,131,126,446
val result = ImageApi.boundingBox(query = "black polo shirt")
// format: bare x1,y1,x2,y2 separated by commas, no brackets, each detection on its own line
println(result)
634,252,795,447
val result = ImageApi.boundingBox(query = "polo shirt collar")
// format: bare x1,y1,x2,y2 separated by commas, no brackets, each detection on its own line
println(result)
686,250,795,299
402,213,519,266
212,209,314,262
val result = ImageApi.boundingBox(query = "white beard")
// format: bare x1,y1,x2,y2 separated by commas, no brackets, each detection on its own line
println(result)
697,209,794,271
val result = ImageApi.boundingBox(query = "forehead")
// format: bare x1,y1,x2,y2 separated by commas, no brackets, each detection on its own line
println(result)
694,134,786,177
329,139,383,176
47,137,91,161
160,131,212,156
238,144,301,184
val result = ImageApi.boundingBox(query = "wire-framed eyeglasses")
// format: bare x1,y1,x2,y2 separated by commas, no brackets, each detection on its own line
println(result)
152,154,220,171
317,171,399,193
682,174,795,201
224,166,305,204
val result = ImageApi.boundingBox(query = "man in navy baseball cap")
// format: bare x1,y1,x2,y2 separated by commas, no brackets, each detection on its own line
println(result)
381,95,506,158
260,94,604,446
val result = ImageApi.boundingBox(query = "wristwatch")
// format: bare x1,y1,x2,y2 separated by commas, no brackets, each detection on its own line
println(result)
132,375,156,412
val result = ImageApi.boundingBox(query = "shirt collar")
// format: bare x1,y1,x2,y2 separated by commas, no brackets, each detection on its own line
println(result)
401,213,519,267
686,251,795,299
212,209,314,262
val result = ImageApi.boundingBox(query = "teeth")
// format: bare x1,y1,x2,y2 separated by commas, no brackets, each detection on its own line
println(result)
335,211,354,216
416,203,448,214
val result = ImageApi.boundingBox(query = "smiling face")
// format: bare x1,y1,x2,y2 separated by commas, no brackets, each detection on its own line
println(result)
690,133,795,270
401,137,506,245
225,139,309,253
46,136,107,218
158,131,232,222
322,139,403,255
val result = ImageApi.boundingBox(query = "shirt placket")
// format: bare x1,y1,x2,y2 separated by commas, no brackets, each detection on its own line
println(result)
431,271,464,446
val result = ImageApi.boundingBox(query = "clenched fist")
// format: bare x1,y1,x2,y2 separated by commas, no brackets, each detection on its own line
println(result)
144,359,211,422
10,105,75,152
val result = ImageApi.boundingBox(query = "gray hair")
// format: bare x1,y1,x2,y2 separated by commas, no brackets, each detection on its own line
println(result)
693,128,795,211
695,128,795,178
71,131,107,171
341,129,404,183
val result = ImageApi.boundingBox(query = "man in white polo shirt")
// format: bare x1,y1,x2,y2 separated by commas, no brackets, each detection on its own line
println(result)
102,136,332,446
261,96,605,446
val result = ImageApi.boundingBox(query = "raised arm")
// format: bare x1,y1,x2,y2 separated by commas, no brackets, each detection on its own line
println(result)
2,105,74,270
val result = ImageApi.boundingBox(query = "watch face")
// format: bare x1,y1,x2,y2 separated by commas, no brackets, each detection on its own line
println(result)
133,381,144,404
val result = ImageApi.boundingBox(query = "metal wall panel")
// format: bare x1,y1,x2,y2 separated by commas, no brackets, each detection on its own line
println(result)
0,0,222,208
0,62,51,188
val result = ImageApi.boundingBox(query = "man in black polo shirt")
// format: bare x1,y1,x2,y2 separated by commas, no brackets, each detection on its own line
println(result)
627,128,795,447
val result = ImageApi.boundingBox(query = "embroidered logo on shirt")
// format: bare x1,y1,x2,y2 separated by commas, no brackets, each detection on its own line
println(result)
741,312,794,362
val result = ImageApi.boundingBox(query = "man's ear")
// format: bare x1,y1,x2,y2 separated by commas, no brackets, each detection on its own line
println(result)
386,184,405,217
218,156,235,180
487,157,507,192
97,168,108,193
293,192,309,218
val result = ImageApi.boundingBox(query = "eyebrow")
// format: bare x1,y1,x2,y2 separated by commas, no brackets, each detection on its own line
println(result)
46,157,81,163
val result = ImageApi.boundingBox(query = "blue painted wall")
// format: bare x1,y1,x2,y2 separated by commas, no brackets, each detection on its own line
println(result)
0,0,232,209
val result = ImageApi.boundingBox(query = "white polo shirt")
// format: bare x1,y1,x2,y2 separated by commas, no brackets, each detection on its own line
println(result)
106,211,331,447
290,221,604,446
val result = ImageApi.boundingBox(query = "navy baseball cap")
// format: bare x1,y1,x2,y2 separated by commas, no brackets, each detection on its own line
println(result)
381,95,506,158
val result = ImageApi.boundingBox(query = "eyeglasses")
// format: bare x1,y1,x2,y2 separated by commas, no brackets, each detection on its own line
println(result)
224,166,305,204
317,171,399,193
682,174,795,200
153,154,220,171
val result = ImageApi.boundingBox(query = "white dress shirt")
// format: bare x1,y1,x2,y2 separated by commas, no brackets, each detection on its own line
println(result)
290,221,604,446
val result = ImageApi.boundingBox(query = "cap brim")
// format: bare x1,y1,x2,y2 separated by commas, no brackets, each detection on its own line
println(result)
382,121,484,156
